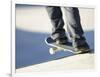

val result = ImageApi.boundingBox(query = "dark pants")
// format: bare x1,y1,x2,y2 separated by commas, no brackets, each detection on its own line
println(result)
46,6,84,40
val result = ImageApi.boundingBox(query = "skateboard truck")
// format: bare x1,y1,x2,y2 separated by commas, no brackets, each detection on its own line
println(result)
49,47,67,55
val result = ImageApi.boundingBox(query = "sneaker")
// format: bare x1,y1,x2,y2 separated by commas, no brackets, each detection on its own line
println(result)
54,37,69,45
73,37,91,53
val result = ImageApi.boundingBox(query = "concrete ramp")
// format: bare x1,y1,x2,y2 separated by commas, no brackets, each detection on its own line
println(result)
16,53,94,73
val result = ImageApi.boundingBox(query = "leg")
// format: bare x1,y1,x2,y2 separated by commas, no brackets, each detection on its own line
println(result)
46,6,68,44
64,7,90,52
64,7,84,39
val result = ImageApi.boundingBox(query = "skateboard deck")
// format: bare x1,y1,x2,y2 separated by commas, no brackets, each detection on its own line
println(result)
45,37,83,54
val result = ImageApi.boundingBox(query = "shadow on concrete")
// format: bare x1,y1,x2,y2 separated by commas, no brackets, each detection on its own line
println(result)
16,28,94,69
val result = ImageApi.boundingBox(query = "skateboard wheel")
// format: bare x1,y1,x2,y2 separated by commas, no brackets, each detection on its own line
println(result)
49,48,55,55
49,48,57,55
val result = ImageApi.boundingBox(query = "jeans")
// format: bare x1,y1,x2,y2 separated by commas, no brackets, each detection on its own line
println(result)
46,6,84,40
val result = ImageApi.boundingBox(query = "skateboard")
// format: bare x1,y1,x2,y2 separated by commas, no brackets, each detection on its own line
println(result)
45,37,87,55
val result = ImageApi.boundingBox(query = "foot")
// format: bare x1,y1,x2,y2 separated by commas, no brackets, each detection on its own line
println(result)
51,36,69,45
73,37,91,53
56,37,68,44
